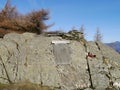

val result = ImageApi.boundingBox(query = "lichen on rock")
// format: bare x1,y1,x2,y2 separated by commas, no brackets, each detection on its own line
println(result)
0,32,120,90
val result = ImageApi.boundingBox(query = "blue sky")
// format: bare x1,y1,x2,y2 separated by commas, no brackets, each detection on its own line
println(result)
0,0,120,43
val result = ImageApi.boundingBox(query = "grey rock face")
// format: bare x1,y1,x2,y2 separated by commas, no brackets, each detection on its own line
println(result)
0,33,120,90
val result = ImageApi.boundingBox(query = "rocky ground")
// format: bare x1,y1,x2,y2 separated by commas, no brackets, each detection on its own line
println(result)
0,32,120,90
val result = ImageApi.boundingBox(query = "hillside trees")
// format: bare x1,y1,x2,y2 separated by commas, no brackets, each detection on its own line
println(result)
0,0,50,35
94,27,103,42
79,25,85,34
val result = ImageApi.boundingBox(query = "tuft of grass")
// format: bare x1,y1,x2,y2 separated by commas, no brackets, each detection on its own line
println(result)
0,82,54,90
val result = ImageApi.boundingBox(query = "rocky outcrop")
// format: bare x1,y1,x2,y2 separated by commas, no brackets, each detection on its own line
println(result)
45,30,85,42
62,30,84,41
0,33,120,90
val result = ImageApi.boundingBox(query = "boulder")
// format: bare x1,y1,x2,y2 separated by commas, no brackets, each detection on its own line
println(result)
0,33,120,90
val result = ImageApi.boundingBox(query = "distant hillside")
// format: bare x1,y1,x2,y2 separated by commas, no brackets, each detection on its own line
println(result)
106,41,120,53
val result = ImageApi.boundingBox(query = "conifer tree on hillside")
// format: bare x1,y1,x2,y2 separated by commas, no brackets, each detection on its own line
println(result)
79,25,85,36
79,25,84,33
0,0,50,35
0,0,20,23
94,27,103,42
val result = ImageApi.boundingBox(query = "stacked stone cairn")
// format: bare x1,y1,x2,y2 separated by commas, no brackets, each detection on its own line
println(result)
62,30,84,41
45,30,87,44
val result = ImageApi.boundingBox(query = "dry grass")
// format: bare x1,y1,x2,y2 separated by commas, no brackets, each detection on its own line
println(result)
0,82,54,90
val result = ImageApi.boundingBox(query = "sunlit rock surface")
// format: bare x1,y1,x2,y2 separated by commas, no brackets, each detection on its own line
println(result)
0,33,120,90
